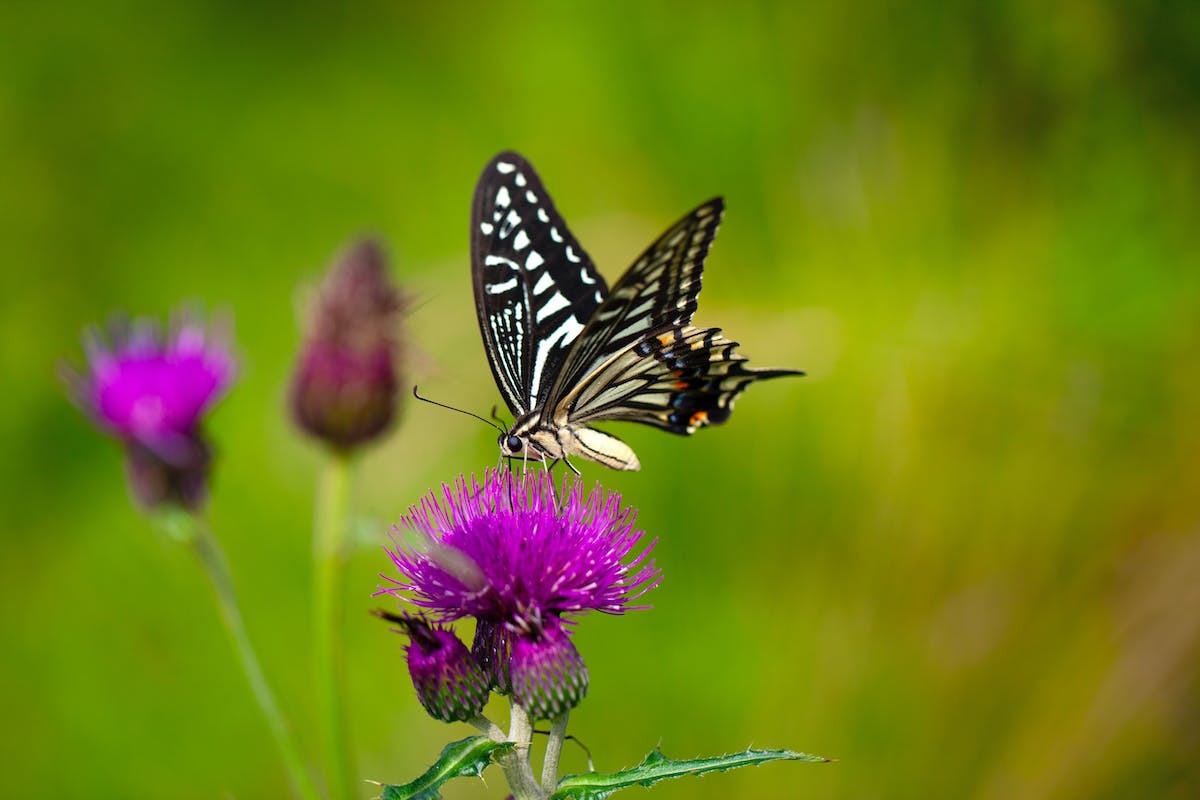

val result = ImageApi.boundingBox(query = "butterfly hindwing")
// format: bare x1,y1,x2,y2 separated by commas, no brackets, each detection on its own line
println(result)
562,325,801,434
471,152,609,416
544,198,724,411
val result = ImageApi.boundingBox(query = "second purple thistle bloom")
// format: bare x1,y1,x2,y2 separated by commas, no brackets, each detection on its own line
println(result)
64,312,237,510
72,314,236,453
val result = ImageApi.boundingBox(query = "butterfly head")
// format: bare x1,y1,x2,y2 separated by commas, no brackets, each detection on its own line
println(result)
497,420,565,463
499,432,526,456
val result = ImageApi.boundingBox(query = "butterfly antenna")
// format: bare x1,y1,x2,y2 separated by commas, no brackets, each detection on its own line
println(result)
531,729,595,772
412,386,505,434
568,734,596,772
490,405,510,429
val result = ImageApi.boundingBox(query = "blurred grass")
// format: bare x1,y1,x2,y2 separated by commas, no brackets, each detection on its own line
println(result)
2,1,1199,798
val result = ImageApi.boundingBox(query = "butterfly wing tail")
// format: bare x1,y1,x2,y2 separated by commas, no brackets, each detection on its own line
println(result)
653,327,803,434
568,325,803,436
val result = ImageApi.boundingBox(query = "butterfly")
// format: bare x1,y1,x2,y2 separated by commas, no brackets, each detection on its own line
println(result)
472,151,801,471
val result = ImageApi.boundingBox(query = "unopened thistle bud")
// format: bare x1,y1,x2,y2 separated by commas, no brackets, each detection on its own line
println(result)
124,438,212,511
377,610,490,723
290,239,406,451
471,618,515,694
510,621,588,720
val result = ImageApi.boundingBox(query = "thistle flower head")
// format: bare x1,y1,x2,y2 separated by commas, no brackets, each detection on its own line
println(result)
290,238,406,451
510,619,588,719
379,468,660,633
376,610,490,723
64,310,236,510
65,311,236,455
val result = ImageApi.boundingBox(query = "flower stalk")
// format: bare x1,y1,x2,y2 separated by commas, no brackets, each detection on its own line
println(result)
468,715,506,742
314,452,354,800
187,515,322,800
499,700,544,800
540,711,570,793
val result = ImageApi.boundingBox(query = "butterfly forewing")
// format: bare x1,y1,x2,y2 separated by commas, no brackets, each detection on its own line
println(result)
544,198,724,413
471,152,609,416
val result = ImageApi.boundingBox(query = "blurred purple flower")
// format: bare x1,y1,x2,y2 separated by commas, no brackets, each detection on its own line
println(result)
64,310,236,509
290,238,406,451
379,467,660,630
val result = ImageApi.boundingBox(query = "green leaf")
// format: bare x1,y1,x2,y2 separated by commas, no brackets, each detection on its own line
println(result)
550,746,830,799
379,736,514,800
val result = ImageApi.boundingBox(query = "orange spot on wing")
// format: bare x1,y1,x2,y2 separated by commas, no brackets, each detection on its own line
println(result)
657,333,675,347
689,411,709,427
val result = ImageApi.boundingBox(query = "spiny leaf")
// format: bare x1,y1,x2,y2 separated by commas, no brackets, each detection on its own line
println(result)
379,736,514,800
549,746,830,799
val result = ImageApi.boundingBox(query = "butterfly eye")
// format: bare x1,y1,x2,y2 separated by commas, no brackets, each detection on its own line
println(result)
506,435,523,452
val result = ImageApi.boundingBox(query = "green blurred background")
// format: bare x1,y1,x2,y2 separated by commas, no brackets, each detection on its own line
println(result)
3,1,1198,797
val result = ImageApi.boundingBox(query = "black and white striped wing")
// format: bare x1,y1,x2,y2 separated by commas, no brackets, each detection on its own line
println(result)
544,198,724,411
561,325,802,434
471,152,609,416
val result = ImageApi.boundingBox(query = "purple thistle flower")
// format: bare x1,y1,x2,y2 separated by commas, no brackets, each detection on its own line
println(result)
378,468,661,632
64,310,237,509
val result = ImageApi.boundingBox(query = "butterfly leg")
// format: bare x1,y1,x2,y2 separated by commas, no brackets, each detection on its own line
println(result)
538,452,560,481
534,453,563,510
532,457,564,513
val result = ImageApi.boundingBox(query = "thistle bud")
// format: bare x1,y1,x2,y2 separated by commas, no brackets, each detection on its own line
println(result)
124,438,212,512
471,618,515,694
379,611,490,722
290,239,405,451
510,621,588,720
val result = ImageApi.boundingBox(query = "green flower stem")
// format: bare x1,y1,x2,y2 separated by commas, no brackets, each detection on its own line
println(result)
498,701,544,800
314,453,354,800
469,714,506,742
190,519,323,800
540,711,570,793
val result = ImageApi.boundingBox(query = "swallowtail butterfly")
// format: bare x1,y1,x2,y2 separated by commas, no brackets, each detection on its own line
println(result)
472,151,801,471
